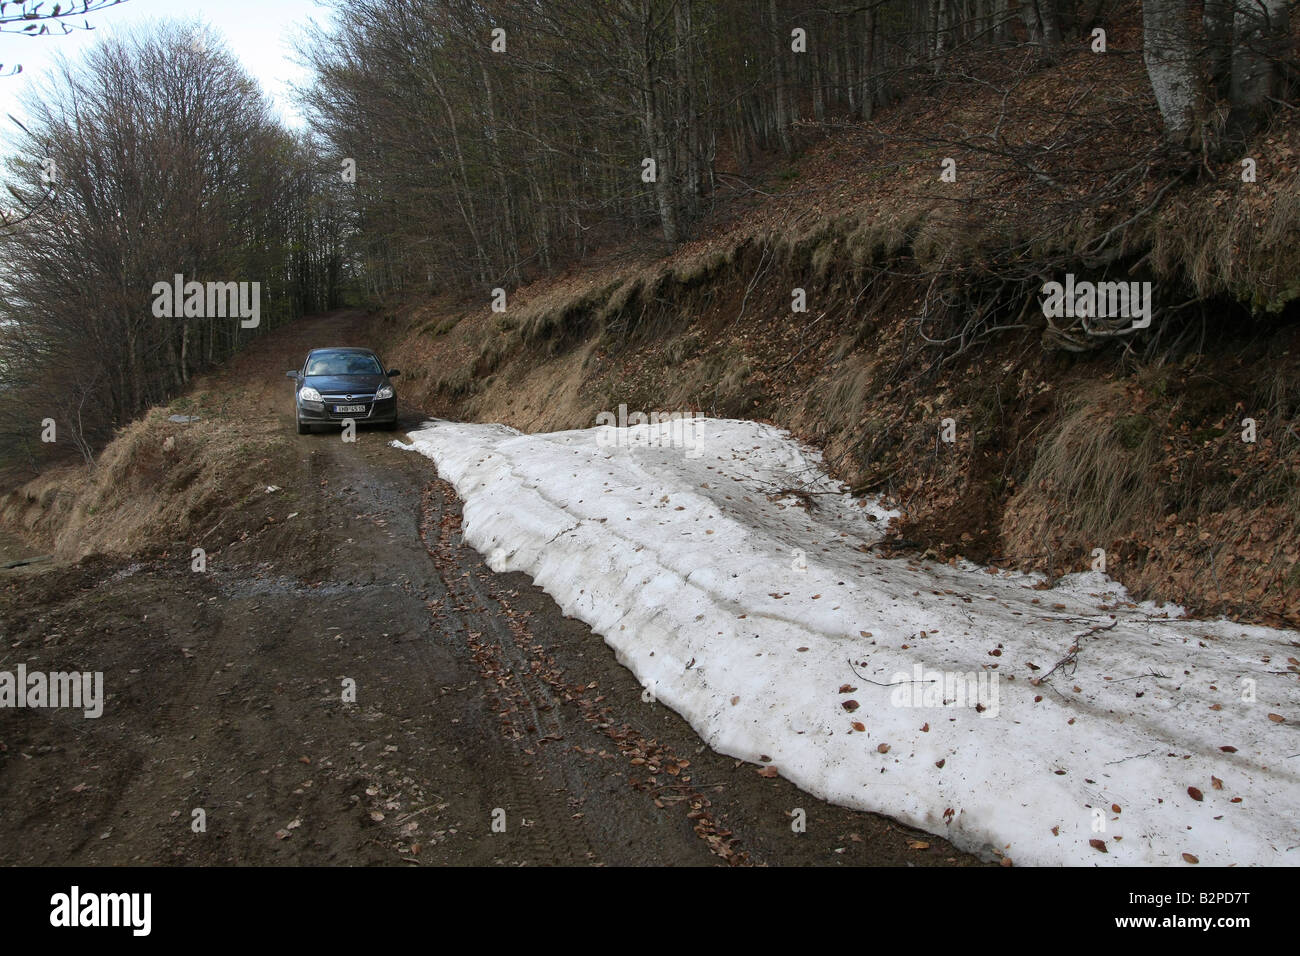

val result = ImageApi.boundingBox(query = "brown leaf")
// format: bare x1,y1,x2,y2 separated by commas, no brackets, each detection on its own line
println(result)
876,743,890,754
1187,786,1204,801
841,699,860,712
1089,839,1107,853
1267,713,1285,723
851,721,866,732
1182,853,1199,864
1211,776,1223,790
756,766,779,778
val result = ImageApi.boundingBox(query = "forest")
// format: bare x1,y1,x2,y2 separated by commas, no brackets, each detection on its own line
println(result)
0,0,1294,475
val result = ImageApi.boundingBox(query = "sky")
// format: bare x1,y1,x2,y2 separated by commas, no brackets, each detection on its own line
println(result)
0,0,333,131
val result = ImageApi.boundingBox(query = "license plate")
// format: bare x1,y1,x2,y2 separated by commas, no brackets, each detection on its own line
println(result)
333,404,365,413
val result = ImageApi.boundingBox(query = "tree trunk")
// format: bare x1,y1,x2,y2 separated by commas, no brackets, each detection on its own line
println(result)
1020,0,1062,59
1229,0,1291,129
861,8,876,120
769,0,793,155
1204,0,1235,97
1141,0,1201,146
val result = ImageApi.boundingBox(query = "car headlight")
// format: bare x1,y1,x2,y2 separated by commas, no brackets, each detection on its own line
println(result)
375,385,394,400
299,386,323,403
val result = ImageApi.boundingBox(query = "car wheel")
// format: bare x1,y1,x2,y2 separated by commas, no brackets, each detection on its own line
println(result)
296,418,309,435
382,420,398,432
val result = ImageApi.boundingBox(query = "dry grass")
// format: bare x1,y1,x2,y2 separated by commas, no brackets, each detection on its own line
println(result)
1,405,288,560
1007,380,1165,548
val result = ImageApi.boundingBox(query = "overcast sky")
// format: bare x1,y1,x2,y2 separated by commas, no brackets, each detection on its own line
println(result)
0,0,331,131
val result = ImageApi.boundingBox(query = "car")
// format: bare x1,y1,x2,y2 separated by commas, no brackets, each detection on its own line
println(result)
286,347,400,434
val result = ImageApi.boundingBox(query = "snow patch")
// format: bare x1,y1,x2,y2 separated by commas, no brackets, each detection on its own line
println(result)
397,419,1300,866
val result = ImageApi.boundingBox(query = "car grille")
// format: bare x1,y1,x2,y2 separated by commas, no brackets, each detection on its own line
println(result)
320,393,376,419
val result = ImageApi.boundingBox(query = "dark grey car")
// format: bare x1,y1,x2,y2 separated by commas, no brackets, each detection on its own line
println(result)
286,347,400,434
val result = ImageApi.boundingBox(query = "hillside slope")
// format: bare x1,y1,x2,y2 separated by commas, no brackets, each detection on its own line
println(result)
372,43,1300,629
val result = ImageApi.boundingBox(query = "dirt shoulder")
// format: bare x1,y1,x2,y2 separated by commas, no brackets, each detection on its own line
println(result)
0,311,985,866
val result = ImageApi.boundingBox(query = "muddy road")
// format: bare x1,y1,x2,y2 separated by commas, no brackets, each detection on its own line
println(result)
0,311,983,866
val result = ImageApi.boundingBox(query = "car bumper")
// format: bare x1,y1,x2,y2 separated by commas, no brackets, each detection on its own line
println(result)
297,397,397,425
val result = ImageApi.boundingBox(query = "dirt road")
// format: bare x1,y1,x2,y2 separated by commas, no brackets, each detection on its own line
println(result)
0,311,983,866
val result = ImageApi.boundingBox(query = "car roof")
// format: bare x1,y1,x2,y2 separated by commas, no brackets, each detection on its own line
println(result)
307,347,378,356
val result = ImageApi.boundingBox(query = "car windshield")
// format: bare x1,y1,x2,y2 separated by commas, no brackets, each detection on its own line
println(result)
305,352,383,376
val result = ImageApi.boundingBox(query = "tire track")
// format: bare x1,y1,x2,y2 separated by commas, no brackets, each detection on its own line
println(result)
419,481,596,866
419,479,752,866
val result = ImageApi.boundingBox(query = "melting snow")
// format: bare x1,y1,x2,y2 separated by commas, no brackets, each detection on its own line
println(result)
397,417,1299,866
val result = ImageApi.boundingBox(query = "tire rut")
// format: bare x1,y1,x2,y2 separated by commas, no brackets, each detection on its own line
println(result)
418,479,753,866
419,480,597,866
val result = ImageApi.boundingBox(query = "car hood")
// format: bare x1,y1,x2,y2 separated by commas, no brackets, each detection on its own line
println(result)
302,373,387,394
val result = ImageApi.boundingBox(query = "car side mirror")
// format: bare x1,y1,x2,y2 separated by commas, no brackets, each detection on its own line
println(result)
285,370,298,380
386,369,400,378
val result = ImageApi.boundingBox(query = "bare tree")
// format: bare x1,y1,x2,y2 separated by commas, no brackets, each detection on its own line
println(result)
1229,0,1292,130
1141,0,1202,145
0,22,327,475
